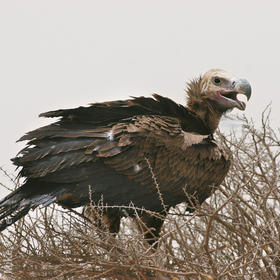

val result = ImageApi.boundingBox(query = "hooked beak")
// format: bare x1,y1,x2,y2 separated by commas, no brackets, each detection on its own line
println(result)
228,78,251,110
235,78,251,101
213,78,252,111
235,79,252,107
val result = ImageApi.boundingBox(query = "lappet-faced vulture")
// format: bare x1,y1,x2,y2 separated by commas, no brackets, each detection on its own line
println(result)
0,69,251,245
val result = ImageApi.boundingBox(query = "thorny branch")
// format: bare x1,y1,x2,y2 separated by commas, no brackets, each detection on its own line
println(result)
0,108,279,280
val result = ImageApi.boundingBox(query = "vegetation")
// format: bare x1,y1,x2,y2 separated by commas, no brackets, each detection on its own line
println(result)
0,109,279,280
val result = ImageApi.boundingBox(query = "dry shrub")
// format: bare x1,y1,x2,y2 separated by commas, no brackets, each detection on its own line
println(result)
0,108,279,280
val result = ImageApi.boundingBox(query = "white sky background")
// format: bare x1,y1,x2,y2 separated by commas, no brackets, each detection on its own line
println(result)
0,1,280,196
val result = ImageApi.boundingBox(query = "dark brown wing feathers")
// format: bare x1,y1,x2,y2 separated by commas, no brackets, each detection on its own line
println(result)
1,94,230,234
39,94,211,134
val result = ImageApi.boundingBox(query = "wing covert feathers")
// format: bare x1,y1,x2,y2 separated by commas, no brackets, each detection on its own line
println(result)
0,93,231,232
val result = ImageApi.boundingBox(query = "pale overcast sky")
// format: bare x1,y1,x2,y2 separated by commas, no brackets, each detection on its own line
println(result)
0,1,280,195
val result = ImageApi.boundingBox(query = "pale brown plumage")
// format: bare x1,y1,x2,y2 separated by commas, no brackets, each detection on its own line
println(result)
0,69,251,245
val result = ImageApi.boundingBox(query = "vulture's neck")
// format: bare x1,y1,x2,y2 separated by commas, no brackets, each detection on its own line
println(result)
188,101,223,134
186,80,226,134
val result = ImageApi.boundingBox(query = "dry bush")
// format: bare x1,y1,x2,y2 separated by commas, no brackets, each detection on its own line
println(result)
0,108,279,280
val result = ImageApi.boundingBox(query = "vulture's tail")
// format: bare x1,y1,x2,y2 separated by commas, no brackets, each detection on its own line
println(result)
0,182,59,232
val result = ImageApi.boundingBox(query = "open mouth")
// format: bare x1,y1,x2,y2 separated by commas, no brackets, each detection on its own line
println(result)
221,91,237,101
215,90,246,111
208,78,251,111
222,90,247,110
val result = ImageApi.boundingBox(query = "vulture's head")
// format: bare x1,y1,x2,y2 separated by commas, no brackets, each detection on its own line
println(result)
186,69,251,132
187,69,251,113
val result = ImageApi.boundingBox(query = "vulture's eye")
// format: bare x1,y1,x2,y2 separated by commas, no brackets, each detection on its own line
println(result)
213,77,221,85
